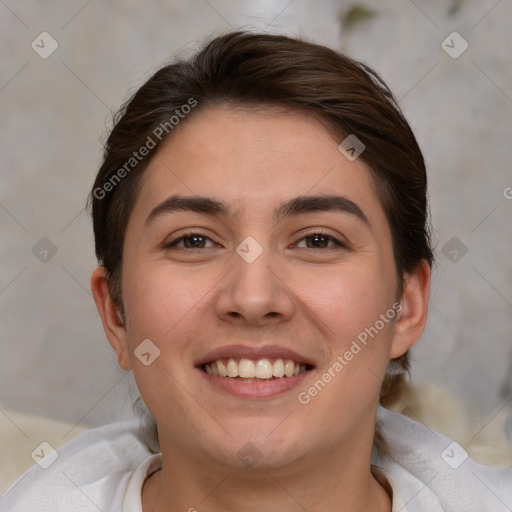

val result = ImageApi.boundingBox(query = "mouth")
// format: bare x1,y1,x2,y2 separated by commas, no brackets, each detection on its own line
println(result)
195,346,316,399
202,357,313,381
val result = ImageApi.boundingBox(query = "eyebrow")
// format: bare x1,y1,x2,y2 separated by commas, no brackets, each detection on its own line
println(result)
145,194,371,228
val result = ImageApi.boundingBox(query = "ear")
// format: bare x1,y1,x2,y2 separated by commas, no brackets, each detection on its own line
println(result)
390,260,431,359
90,267,132,370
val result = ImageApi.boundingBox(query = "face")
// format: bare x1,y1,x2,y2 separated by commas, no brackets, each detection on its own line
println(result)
94,106,425,472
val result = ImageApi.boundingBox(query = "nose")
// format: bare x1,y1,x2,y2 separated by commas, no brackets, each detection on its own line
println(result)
215,244,295,327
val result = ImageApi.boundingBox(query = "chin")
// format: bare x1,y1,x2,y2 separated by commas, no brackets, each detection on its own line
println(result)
205,420,309,471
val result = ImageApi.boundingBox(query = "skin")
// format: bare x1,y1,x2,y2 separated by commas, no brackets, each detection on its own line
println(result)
91,106,430,512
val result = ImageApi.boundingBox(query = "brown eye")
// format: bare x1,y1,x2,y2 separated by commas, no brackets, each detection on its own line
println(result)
295,231,345,250
166,233,215,249
305,234,331,249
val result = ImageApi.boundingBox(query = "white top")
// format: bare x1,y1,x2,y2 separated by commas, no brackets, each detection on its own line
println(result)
1,406,511,511
123,453,162,512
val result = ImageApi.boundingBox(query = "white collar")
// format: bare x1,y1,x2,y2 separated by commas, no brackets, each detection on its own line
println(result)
372,465,408,511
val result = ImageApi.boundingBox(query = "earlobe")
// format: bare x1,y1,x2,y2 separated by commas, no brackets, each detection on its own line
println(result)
90,267,132,371
390,260,431,359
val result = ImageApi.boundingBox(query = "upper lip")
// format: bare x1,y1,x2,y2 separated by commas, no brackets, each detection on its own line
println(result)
195,344,317,368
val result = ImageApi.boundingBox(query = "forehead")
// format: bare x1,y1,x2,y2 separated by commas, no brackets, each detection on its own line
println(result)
130,106,385,227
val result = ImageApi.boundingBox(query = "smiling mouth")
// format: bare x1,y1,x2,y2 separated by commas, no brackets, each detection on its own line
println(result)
202,358,313,380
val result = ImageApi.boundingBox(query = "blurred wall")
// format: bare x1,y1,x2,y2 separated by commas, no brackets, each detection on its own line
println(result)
1,0,511,441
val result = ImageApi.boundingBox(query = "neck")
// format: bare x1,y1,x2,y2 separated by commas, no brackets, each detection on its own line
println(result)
142,435,391,512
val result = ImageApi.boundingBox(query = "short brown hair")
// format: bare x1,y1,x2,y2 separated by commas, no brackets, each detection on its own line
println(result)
88,31,433,450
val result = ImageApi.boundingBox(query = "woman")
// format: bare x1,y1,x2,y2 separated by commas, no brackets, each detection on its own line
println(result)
2,31,511,512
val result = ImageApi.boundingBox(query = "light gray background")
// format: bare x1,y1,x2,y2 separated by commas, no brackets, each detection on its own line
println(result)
1,0,511,439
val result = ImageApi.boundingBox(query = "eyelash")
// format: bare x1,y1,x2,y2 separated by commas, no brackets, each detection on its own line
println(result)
164,229,348,251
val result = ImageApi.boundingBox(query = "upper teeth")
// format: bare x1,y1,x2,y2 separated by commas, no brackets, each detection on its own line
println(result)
204,358,307,379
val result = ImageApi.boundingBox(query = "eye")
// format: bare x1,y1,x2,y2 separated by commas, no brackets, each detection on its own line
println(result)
294,231,346,250
164,230,348,251
165,232,217,250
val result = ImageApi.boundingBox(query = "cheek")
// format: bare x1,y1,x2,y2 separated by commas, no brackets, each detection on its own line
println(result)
121,261,225,393
120,263,210,427
295,262,397,408
122,262,208,343
294,262,396,347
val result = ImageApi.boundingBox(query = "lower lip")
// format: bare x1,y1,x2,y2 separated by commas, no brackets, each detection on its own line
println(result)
197,368,311,399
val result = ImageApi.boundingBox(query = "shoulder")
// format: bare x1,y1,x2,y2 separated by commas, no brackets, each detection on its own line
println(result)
0,420,155,512
373,406,512,512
